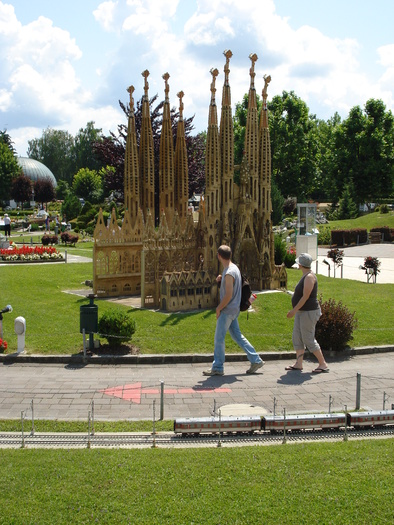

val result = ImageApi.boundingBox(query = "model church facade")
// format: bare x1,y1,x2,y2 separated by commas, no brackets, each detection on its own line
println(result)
93,50,287,311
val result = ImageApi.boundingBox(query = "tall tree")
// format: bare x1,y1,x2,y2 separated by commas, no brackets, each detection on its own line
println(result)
33,179,56,209
73,121,104,173
11,174,32,209
27,128,75,184
332,99,394,205
72,168,103,203
268,91,319,201
0,141,21,203
315,112,342,201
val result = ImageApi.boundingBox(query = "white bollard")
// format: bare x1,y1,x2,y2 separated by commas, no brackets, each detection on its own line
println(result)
14,316,26,354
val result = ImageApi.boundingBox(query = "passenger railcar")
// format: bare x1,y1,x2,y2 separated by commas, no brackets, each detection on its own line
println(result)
174,410,394,436
174,416,261,435
263,413,346,432
348,410,394,428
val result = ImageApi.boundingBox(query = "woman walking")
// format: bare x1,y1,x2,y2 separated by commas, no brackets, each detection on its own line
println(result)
286,253,329,373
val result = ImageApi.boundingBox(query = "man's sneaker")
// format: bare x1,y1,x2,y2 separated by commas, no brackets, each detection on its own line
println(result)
203,368,224,376
246,361,265,374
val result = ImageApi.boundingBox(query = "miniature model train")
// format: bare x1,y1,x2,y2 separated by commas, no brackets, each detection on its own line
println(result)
174,410,394,435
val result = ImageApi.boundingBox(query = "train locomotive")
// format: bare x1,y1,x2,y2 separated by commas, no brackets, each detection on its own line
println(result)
174,409,394,436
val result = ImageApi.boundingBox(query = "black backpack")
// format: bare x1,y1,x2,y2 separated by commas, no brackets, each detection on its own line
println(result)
240,274,252,311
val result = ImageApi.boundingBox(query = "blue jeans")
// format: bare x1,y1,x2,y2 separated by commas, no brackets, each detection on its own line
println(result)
212,312,262,372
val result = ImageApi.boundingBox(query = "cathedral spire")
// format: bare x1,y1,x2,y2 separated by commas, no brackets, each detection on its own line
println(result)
159,72,175,225
124,85,140,218
174,90,189,220
244,53,259,209
220,49,234,217
139,69,155,220
259,74,272,215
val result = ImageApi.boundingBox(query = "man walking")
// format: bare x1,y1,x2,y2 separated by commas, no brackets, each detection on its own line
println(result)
203,245,264,376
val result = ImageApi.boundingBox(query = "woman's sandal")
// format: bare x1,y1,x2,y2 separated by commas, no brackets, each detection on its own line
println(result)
285,365,303,371
312,367,330,374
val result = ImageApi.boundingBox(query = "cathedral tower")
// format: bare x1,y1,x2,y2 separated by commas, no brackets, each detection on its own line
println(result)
159,73,175,225
139,70,155,219
124,85,140,218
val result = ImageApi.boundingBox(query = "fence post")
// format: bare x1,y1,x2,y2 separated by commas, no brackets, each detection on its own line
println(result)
355,373,361,410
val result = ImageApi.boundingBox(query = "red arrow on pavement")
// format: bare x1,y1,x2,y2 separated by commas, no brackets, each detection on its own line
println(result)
100,382,232,404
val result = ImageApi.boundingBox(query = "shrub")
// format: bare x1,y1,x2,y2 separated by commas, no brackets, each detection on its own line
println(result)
283,245,296,268
331,228,368,246
379,204,389,214
42,235,58,245
370,226,392,242
363,256,381,276
327,248,344,266
274,234,287,265
318,226,331,245
316,295,358,351
98,310,136,348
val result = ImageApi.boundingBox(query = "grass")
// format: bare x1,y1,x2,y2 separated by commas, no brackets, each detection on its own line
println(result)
0,262,393,354
327,210,394,231
0,439,393,524
0,419,173,433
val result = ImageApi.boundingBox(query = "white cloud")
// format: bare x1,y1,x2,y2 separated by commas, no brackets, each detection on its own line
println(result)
1,0,393,157
93,1,118,32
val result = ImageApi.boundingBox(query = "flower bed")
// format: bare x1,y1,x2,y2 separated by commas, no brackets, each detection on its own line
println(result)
0,244,64,262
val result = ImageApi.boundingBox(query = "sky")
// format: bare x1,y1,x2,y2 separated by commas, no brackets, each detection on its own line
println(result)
1,0,393,157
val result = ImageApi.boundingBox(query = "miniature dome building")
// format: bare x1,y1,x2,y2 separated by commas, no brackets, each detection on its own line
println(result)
17,157,57,187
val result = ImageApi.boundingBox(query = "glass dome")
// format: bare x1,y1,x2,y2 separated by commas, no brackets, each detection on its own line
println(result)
17,157,57,187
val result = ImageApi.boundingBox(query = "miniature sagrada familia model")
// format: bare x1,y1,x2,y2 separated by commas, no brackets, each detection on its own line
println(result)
93,50,287,311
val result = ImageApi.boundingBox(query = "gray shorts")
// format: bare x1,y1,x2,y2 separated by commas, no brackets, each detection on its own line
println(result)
292,308,321,352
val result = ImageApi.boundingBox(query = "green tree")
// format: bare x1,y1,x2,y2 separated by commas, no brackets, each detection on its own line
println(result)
72,168,103,202
332,99,394,205
11,174,32,209
61,194,82,221
56,180,71,200
0,142,21,202
27,128,75,184
315,112,342,201
271,179,284,225
268,91,319,201
337,180,358,219
73,122,104,173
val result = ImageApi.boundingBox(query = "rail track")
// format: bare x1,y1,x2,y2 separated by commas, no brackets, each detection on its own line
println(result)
1,427,393,449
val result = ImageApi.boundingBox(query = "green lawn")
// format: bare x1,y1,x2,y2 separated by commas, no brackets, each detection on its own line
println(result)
327,210,394,231
0,439,392,525
0,262,393,354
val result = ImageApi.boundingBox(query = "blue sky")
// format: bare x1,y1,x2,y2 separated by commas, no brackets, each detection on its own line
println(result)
1,0,393,156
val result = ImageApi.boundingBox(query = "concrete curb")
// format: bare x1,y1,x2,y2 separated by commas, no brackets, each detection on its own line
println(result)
0,345,393,365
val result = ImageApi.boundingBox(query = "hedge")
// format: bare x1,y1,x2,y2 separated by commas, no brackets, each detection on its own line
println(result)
330,228,368,246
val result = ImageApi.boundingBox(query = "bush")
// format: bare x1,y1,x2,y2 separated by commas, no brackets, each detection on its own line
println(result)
98,310,136,348
316,295,358,351
60,232,79,245
318,226,331,245
41,235,58,245
283,245,296,268
379,204,389,214
274,235,287,265
331,228,368,246
327,248,344,266
370,226,392,242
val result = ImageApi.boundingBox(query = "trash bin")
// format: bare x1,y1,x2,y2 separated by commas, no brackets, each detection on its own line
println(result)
80,295,98,352
80,304,98,334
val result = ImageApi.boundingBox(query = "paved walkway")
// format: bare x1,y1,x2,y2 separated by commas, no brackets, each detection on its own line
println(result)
1,352,393,421
317,243,394,284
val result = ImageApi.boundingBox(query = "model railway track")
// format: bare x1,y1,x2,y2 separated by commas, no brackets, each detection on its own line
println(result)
0,427,393,449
